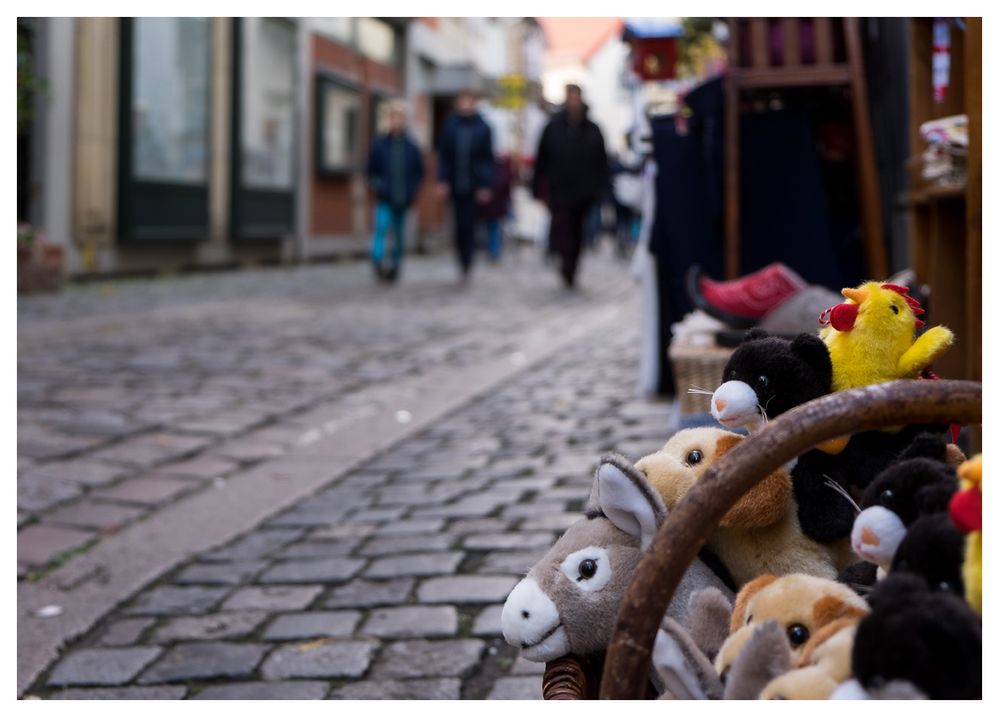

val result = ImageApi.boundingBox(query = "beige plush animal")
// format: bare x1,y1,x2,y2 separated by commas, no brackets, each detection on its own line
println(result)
715,574,869,680
636,427,838,587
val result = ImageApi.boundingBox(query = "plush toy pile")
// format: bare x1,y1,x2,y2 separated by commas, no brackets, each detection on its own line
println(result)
501,280,982,700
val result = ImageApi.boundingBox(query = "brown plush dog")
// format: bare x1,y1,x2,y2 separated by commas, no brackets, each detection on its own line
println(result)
636,428,838,587
715,574,869,680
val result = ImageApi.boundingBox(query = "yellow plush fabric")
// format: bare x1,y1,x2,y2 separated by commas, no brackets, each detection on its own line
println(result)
820,281,954,392
965,532,982,615
957,455,982,615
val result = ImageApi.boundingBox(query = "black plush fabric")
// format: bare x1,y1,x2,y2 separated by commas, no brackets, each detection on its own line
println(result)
891,512,966,597
792,426,947,543
717,330,858,542
836,435,959,596
853,573,982,699
721,330,833,419
858,436,959,521
836,560,879,593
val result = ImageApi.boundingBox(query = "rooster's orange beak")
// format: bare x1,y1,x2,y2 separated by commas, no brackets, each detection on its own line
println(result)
841,287,870,304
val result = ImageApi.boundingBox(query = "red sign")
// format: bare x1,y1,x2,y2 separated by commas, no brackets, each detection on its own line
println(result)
631,37,678,81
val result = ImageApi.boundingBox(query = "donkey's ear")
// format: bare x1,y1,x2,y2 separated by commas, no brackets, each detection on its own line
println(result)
595,455,667,550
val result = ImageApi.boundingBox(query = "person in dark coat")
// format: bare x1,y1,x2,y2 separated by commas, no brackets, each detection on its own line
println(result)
532,84,609,288
366,100,425,282
436,90,496,281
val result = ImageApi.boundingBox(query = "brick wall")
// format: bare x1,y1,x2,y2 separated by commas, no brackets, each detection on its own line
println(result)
309,33,402,238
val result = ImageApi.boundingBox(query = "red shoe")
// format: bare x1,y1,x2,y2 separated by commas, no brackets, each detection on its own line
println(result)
686,263,807,328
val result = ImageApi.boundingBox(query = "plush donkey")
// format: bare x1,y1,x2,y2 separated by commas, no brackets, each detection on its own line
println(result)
501,453,733,666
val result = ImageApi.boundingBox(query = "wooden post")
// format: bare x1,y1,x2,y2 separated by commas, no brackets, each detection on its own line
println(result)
844,17,887,279
964,17,982,452
814,17,833,65
781,18,801,67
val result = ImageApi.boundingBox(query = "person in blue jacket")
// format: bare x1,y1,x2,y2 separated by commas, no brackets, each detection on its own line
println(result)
436,90,496,281
366,100,425,282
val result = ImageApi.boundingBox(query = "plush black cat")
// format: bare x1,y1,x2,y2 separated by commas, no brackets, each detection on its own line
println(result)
848,432,959,574
853,572,981,699
710,329,831,431
712,330,949,546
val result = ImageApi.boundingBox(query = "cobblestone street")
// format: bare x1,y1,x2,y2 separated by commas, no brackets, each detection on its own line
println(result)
19,249,629,574
18,249,675,698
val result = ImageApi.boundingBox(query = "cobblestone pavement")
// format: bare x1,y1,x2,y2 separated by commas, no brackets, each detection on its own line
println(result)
18,248,632,579
25,276,675,699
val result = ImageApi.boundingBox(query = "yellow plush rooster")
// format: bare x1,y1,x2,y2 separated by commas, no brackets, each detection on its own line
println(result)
819,281,954,392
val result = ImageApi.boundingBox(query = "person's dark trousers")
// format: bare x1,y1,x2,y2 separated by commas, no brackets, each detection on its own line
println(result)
550,206,587,287
452,193,478,276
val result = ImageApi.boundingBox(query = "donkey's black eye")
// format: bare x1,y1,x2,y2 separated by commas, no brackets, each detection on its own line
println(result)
686,450,703,466
890,304,900,314
786,624,810,647
758,375,769,388
578,559,597,580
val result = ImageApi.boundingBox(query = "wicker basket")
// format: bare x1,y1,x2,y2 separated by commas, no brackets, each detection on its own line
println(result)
668,340,734,414
542,379,983,699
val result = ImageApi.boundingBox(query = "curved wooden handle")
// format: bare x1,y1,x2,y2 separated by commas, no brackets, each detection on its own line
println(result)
600,379,982,699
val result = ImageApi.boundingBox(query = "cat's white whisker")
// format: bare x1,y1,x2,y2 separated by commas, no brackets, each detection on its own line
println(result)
823,476,861,513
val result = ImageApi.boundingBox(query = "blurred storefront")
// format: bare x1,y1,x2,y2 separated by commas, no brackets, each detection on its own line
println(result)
21,17,303,276
19,16,547,278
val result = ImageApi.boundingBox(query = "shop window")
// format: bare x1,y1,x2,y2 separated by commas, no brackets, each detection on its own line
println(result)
230,17,296,241
315,75,360,174
131,17,211,184
357,18,396,65
118,17,211,242
241,18,295,190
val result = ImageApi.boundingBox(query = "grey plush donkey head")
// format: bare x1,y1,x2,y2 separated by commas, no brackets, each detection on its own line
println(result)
500,454,664,662
501,453,730,663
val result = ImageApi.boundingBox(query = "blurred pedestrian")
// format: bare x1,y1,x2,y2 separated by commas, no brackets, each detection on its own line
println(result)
366,100,424,283
436,90,496,282
610,149,644,258
480,154,514,261
532,84,608,288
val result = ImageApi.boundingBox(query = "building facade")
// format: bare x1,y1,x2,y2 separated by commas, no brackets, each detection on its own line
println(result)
18,17,547,278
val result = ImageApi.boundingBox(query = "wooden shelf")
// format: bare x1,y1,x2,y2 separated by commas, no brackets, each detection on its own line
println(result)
906,18,981,453
731,66,851,88
906,180,968,204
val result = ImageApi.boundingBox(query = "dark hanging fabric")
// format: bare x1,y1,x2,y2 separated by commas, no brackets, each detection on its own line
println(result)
646,75,867,397
648,77,726,395
738,98,864,289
